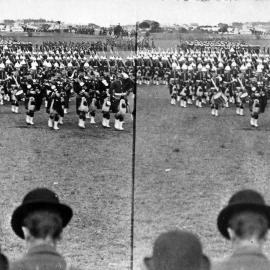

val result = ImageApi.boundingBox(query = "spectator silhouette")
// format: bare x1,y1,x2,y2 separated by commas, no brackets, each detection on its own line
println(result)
143,230,210,270
214,189,270,270
10,188,80,270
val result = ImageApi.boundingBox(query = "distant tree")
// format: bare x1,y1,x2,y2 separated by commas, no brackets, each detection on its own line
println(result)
113,24,123,36
218,23,228,33
139,21,151,29
41,23,50,32
179,27,188,33
150,21,160,32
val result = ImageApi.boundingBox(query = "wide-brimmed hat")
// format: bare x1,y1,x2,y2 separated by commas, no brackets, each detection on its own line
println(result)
11,188,73,239
217,189,270,239
144,230,210,270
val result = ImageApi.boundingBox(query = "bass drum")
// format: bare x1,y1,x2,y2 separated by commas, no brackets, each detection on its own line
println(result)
213,92,227,105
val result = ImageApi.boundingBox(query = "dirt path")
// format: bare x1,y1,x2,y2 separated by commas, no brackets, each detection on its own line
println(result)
0,100,133,270
134,85,270,269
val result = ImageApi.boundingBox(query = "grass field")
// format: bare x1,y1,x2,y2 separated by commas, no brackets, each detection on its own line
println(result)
134,84,270,269
0,98,133,270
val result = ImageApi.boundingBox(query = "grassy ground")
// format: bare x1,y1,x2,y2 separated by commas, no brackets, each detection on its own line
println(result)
0,98,133,270
134,84,270,269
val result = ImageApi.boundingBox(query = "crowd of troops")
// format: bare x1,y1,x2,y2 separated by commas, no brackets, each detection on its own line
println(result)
136,41,269,128
0,42,135,131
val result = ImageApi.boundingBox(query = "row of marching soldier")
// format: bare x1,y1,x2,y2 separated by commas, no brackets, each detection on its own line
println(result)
136,41,269,128
0,42,135,131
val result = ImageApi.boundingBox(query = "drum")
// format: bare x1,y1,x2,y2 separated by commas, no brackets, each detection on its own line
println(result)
240,92,249,103
15,90,25,101
213,92,228,105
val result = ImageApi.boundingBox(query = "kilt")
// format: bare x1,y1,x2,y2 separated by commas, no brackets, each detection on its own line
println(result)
111,95,127,114
111,96,120,113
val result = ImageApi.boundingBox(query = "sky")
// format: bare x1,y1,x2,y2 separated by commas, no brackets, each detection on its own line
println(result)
0,0,269,26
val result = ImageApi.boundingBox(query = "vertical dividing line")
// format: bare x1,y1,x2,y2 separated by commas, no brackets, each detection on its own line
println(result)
130,21,138,270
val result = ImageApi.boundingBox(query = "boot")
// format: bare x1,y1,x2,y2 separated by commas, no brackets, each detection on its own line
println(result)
239,109,244,116
170,99,176,105
250,118,254,126
236,108,240,115
48,118,53,128
59,117,64,125
183,101,187,108
253,119,258,128
215,109,219,117
114,119,119,129
14,106,19,113
177,96,180,102
29,117,34,125
53,121,59,130
90,116,96,124
44,100,48,108
102,118,107,127
106,119,110,128
118,121,124,130
11,105,15,112
78,119,85,129
64,108,68,114
198,102,202,108
85,112,90,119
26,115,30,124
195,100,199,107
211,109,215,116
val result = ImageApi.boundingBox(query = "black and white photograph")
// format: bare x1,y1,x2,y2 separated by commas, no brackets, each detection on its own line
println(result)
134,0,270,270
0,0,270,270
0,0,135,269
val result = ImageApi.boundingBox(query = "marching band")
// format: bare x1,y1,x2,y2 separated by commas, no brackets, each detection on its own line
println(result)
136,40,269,128
1,39,269,129
0,41,135,131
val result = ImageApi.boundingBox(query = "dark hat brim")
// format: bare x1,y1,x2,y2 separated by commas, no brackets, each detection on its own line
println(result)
217,203,270,239
11,201,73,239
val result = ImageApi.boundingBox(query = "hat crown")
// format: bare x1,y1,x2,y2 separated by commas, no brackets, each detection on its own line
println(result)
229,189,265,206
153,230,202,270
22,188,60,205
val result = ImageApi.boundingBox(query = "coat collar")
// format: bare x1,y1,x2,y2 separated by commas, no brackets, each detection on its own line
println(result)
233,245,265,257
27,244,61,257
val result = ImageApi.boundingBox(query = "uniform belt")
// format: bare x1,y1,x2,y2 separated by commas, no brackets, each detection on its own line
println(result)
114,92,126,96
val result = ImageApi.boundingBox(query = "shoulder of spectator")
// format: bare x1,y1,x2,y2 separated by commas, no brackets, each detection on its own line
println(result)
211,258,229,270
9,259,25,270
